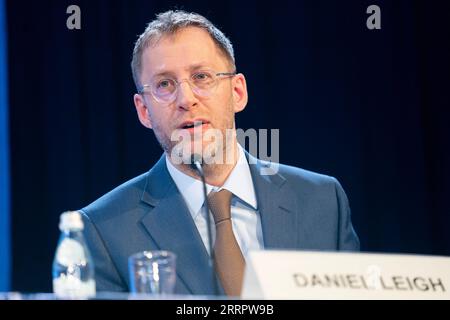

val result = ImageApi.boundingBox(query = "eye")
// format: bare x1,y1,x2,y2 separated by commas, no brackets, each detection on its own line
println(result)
157,79,173,89
192,72,212,81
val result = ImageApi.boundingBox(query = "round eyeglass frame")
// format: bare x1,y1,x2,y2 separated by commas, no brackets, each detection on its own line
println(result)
137,71,236,104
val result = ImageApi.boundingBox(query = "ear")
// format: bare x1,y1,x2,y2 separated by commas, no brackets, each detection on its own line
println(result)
134,93,153,129
231,73,248,113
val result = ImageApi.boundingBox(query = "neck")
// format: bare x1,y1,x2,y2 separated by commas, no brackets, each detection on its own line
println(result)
168,141,240,187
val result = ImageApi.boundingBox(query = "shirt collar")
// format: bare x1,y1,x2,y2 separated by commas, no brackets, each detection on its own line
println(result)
165,145,257,219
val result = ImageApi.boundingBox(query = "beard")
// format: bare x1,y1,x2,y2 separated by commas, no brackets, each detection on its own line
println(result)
153,120,237,170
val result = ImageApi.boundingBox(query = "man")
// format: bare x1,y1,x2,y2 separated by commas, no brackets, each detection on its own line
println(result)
81,10,359,297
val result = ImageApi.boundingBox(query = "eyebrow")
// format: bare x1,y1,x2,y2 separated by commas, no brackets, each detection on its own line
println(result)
151,63,214,79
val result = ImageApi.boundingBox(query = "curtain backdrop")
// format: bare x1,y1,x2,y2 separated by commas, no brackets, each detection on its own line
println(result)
7,0,450,292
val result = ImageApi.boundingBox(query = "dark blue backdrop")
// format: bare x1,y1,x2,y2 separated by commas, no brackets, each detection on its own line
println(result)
6,0,450,292
0,0,10,292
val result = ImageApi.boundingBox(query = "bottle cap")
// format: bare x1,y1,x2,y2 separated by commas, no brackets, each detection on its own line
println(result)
59,211,84,231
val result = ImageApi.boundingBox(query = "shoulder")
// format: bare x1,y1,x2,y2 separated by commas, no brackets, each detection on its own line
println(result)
279,163,348,206
246,150,345,202
277,162,337,185
258,158,341,193
80,171,149,222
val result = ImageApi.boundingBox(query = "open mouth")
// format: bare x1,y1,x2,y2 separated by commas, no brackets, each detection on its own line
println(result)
180,120,209,129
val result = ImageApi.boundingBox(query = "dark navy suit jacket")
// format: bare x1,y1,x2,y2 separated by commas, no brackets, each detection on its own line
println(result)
81,152,360,295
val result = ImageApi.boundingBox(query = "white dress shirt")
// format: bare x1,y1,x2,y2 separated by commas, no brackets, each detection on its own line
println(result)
165,145,264,259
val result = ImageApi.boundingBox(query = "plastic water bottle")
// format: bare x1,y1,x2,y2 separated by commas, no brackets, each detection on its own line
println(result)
52,211,96,299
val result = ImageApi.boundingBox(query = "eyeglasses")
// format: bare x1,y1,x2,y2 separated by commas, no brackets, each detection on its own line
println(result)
137,69,236,104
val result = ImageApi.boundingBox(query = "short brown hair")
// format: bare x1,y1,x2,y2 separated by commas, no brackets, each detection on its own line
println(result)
131,10,236,90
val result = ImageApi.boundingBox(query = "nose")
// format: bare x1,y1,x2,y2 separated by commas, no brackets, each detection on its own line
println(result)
175,80,198,111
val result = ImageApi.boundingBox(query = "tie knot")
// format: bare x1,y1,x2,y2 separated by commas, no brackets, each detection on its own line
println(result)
207,189,232,224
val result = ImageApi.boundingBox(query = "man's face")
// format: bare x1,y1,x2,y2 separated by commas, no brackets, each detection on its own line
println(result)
133,27,248,164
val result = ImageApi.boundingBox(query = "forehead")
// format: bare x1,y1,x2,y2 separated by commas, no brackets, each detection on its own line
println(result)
141,27,228,77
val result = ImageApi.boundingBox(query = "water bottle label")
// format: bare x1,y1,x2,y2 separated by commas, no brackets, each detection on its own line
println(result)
55,238,87,266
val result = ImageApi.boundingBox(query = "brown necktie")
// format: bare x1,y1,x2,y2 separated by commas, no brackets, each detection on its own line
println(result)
208,189,245,296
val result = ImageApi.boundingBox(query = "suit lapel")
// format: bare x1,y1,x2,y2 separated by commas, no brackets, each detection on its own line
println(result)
138,155,219,295
247,153,300,249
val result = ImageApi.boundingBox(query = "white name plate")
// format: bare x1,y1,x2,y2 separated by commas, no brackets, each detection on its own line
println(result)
241,250,450,300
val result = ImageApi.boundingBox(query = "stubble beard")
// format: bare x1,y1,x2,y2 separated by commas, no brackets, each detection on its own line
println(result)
153,118,238,182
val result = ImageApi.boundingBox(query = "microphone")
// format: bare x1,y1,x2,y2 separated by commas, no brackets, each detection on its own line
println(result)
190,154,219,296
189,153,203,174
